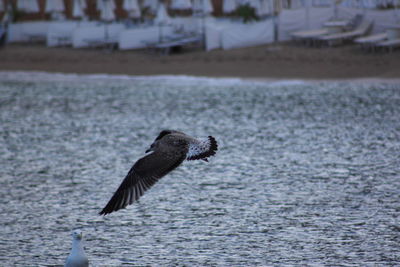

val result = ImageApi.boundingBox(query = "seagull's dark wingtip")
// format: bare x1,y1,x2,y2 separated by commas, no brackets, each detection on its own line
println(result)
208,136,218,156
99,208,111,216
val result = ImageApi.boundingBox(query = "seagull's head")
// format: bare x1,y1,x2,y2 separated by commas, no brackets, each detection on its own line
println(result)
145,141,158,153
146,129,175,153
72,229,83,240
145,143,153,153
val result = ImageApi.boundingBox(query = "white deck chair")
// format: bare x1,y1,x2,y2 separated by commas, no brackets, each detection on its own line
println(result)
317,20,373,46
291,29,329,39
376,38,400,52
354,32,387,52
355,32,387,44
290,14,361,46
290,28,330,46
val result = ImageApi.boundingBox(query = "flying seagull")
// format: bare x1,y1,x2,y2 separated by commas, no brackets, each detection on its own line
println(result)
99,130,218,215
64,229,89,267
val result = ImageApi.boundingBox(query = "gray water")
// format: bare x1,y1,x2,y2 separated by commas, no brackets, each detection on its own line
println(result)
1,73,400,266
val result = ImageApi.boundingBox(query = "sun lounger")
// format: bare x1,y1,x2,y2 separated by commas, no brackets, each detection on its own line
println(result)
317,20,373,46
25,33,47,43
291,28,331,46
355,33,387,44
53,36,72,46
376,38,400,52
291,29,329,45
290,15,362,46
84,38,118,51
146,35,202,55
354,33,387,52
291,29,329,40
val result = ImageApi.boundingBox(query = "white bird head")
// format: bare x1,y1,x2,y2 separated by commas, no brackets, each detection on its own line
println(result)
72,229,83,240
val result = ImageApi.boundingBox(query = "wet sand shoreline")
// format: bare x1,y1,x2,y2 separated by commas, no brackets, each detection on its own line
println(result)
0,42,399,80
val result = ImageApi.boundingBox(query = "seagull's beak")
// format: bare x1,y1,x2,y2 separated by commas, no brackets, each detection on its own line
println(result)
145,144,153,153
73,230,83,240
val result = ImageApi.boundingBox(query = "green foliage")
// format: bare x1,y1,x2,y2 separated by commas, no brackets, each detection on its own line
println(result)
235,4,259,23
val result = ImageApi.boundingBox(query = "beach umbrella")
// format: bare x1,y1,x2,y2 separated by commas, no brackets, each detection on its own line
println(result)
96,0,117,13
222,0,237,13
98,0,116,43
142,0,158,13
45,0,65,13
204,0,214,14
123,0,141,18
17,0,40,13
99,0,116,21
170,0,192,10
45,0,65,20
272,0,281,14
192,0,214,28
192,0,200,12
259,0,272,16
193,0,213,15
192,0,213,48
154,3,171,25
154,3,171,42
73,0,87,18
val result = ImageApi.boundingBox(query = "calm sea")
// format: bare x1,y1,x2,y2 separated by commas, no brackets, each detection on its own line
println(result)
1,72,399,266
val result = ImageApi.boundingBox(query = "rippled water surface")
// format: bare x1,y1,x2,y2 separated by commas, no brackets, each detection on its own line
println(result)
1,73,400,266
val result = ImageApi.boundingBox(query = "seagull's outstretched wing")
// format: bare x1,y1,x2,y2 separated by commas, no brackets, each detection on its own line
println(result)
99,150,186,215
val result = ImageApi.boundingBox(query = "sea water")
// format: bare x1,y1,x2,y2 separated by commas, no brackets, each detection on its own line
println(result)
0,72,399,266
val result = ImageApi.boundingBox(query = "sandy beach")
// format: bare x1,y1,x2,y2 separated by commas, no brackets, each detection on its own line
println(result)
0,42,399,80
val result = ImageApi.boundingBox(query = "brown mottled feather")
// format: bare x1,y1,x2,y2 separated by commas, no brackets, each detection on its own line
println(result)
99,130,217,215
99,150,186,215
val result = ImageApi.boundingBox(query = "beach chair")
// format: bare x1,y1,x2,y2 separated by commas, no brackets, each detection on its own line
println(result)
146,34,202,55
354,32,387,52
290,29,330,46
375,38,400,52
290,15,360,46
317,19,373,47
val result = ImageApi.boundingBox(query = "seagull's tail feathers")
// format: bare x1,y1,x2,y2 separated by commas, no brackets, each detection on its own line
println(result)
187,136,218,161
